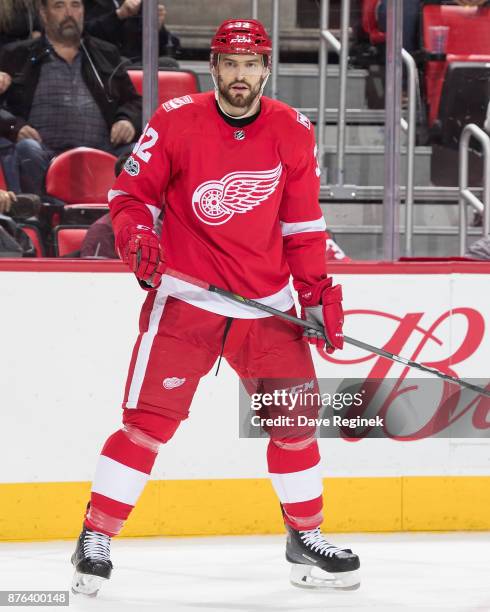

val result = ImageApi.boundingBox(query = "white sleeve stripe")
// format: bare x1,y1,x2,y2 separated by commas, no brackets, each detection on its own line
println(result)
281,217,326,236
108,189,129,202
146,204,161,223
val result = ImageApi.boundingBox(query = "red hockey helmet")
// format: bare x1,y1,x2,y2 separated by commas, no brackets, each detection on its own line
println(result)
210,19,272,67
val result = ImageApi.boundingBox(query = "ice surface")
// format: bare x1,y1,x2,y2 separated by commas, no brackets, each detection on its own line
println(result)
0,532,489,611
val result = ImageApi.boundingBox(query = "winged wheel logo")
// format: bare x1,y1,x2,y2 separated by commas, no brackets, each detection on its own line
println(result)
191,163,283,225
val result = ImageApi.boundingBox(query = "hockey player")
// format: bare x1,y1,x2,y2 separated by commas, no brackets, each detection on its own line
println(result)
71,18,360,596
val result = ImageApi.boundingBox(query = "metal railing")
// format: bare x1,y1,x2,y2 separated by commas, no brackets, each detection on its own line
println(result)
459,123,490,256
142,0,159,126
317,0,345,186
317,0,418,256
401,49,417,257
270,0,279,99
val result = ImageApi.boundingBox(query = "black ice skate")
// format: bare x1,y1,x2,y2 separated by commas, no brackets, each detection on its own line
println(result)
285,523,360,590
71,525,113,597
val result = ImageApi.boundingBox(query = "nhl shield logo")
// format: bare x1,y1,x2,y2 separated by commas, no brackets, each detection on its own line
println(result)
234,129,246,141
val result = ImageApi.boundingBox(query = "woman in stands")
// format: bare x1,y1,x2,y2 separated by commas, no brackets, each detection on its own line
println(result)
0,0,40,49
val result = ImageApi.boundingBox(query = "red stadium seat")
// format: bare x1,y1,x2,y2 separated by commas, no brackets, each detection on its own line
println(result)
18,224,45,257
0,164,7,190
54,225,88,257
128,69,200,106
45,147,117,206
362,0,385,45
422,4,490,125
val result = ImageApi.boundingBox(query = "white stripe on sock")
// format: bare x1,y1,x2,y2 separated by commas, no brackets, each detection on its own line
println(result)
269,462,323,504
92,455,150,506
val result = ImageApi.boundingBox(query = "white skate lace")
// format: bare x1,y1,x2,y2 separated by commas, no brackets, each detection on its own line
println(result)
299,528,347,558
83,529,111,561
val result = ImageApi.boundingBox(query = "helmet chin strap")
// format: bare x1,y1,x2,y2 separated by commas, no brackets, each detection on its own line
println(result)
211,58,270,120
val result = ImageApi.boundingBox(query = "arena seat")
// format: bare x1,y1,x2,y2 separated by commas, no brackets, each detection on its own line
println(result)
362,0,385,45
18,224,45,257
435,62,490,148
53,225,88,257
422,4,490,126
128,69,201,106
45,147,117,206
0,164,7,190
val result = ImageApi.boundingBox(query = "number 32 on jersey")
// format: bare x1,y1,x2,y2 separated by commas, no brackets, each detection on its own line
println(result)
133,125,159,163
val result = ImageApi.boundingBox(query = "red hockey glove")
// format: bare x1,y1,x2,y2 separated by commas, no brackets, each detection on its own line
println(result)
116,224,166,289
297,278,344,354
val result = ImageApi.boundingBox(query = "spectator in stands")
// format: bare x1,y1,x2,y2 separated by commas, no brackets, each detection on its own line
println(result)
0,0,41,50
0,109,21,192
0,189,40,256
0,189,15,215
376,1,421,54
0,0,142,196
484,101,490,134
376,0,489,54
84,0,181,65
80,212,116,258
0,188,40,218
80,152,128,258
0,72,12,95
81,152,163,258
325,231,351,262
455,0,488,5
0,5,35,192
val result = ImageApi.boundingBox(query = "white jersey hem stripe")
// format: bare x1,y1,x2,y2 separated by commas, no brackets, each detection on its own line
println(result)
158,275,294,319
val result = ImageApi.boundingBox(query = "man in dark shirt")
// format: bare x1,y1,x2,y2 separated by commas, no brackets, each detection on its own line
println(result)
0,0,142,195
84,0,181,63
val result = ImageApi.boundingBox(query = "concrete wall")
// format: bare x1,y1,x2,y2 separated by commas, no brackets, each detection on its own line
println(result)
165,0,297,29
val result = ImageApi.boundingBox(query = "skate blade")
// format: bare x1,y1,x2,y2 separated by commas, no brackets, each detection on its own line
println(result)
71,571,107,597
290,564,360,591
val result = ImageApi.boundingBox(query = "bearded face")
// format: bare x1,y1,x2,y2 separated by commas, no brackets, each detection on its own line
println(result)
217,74,266,109
40,0,84,45
214,54,269,115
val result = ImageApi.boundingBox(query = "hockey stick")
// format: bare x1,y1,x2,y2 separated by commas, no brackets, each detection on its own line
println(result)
163,267,490,399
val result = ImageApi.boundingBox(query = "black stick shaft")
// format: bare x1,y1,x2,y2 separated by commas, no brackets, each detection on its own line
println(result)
208,284,490,399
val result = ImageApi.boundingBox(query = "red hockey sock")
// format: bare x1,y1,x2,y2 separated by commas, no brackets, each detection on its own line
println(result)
267,437,324,530
84,425,160,536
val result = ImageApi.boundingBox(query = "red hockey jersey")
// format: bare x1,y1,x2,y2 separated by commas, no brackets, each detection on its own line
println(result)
109,91,327,318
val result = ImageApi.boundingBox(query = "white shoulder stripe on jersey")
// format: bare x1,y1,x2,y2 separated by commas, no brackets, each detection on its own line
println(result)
280,217,326,237
108,189,129,202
